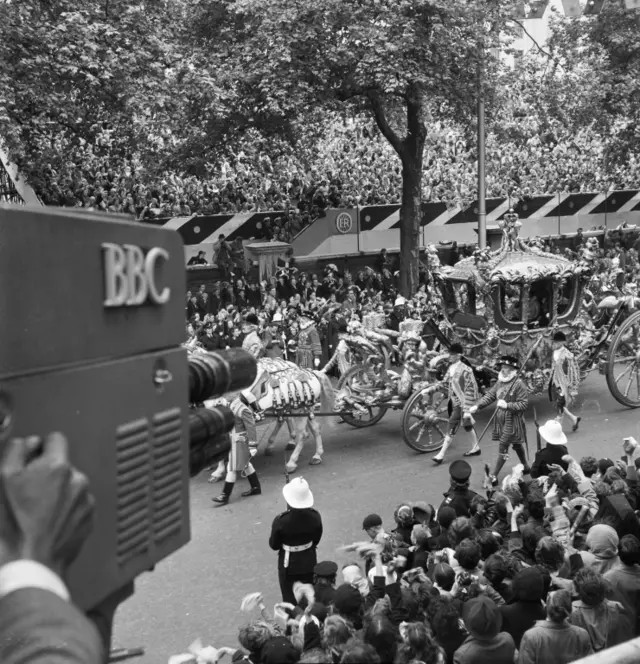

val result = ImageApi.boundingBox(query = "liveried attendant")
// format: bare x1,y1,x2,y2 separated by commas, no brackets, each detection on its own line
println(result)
296,316,322,369
427,343,481,466
470,355,530,481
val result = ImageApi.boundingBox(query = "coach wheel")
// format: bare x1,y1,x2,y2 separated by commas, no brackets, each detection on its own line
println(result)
606,311,640,408
401,384,449,453
337,365,387,428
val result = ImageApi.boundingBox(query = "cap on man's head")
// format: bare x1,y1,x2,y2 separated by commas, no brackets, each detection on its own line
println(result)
314,560,338,577
450,343,464,355
450,459,472,483
362,513,383,530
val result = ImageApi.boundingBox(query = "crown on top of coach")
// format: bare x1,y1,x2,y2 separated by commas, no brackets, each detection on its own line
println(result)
503,208,519,225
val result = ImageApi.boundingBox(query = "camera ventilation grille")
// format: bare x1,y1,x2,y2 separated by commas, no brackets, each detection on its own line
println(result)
152,407,183,544
115,418,151,567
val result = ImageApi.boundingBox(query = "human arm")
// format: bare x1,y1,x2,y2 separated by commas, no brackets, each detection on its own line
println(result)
268,517,282,551
240,408,257,445
474,383,498,411
0,433,103,664
503,381,529,412
312,512,323,547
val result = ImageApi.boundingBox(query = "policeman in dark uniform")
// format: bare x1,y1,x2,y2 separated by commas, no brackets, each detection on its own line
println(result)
313,560,338,607
269,477,323,605
438,460,480,518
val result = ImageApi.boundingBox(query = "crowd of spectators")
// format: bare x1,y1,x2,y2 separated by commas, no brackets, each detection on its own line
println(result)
184,228,640,370
34,117,640,221
175,436,640,664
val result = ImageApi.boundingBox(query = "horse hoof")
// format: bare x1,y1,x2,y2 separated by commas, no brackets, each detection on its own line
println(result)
309,457,322,466
264,447,274,457
285,443,296,451
286,463,298,473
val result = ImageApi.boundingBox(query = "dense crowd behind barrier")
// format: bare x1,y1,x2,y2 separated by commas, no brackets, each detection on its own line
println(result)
33,119,640,227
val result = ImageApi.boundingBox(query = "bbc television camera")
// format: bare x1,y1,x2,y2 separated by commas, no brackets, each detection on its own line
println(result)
0,206,257,652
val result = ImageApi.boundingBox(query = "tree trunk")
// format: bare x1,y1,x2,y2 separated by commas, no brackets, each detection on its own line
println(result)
368,85,426,297
399,89,426,298
399,157,423,297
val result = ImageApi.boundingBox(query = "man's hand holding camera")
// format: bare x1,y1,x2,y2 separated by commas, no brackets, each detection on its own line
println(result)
0,432,94,582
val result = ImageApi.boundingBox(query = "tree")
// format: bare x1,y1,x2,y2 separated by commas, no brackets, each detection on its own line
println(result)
541,0,640,174
0,0,219,201
195,0,515,296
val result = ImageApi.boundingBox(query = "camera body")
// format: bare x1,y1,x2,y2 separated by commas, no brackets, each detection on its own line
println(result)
0,206,198,611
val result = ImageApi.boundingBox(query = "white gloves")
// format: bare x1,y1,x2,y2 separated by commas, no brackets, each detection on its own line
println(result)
314,358,320,367
497,399,508,409
469,405,478,414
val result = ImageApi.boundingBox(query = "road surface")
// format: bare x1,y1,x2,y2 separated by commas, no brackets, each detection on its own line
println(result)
112,371,640,662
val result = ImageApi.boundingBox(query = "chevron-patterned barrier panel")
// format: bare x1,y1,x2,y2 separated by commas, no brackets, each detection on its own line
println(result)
358,191,640,231
146,190,640,247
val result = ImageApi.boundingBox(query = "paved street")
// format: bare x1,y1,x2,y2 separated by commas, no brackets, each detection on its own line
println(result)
112,372,640,662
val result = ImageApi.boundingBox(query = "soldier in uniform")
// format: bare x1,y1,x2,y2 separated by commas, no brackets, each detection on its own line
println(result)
242,313,265,359
269,477,323,604
296,316,322,369
470,355,530,481
549,331,581,432
439,460,480,518
211,394,262,506
313,560,338,607
428,343,480,465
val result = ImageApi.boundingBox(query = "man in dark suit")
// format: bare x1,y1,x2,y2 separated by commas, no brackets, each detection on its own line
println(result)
0,432,103,663
269,477,323,605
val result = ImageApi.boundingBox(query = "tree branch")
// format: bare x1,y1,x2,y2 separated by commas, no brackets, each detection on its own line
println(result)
512,18,565,71
368,92,405,159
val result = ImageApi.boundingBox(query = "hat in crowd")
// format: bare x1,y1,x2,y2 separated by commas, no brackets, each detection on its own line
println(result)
539,419,568,446
314,561,338,578
411,501,434,524
449,342,464,355
437,506,457,529
449,459,472,483
244,313,259,327
394,296,406,307
272,312,283,323
498,355,520,370
283,477,314,509
586,524,619,560
333,583,363,615
260,636,300,664
462,596,503,640
553,331,567,343
362,513,383,530
512,567,546,602
299,317,314,330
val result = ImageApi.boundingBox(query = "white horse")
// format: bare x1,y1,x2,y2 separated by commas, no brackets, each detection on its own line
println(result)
244,358,335,472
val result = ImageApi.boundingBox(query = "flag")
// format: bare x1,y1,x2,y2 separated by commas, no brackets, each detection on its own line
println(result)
561,0,584,16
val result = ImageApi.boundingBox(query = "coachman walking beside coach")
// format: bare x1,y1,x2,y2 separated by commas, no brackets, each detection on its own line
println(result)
269,477,323,605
